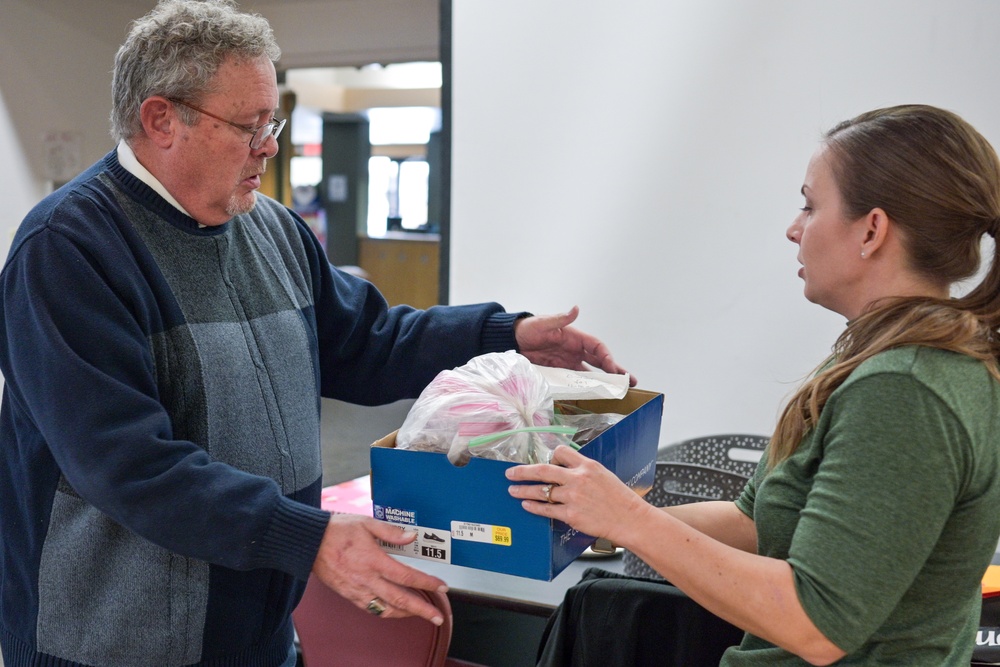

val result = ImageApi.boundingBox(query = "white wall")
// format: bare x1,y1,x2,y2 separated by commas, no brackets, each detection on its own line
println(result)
0,87,45,265
449,1,1000,445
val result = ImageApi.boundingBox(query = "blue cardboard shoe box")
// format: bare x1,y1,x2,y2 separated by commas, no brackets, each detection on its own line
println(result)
369,388,663,580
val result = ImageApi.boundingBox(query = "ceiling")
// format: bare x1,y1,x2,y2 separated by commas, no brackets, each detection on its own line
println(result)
284,62,441,114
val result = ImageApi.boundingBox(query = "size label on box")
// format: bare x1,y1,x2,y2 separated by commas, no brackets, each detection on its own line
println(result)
451,521,512,547
379,526,451,564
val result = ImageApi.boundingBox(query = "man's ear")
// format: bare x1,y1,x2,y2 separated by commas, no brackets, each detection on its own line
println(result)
139,97,178,148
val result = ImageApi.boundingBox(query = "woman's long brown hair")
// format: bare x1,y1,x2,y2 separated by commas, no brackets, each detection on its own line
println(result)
768,105,1000,468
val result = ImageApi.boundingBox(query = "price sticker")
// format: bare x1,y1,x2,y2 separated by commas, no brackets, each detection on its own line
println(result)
491,526,512,546
452,521,512,547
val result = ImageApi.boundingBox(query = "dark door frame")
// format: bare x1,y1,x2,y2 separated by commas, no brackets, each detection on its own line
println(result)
438,0,452,304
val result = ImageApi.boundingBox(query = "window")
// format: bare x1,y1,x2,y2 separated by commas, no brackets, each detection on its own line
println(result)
367,156,430,235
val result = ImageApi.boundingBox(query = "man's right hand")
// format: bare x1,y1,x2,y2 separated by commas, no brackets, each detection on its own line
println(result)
310,513,448,625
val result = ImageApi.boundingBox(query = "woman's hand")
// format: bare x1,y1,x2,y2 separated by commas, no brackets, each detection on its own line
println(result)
505,444,654,546
508,449,845,665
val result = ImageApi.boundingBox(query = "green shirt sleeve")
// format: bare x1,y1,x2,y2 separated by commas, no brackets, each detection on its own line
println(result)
734,459,759,519
787,371,971,652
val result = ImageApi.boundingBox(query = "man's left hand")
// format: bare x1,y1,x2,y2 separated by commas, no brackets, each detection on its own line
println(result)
514,306,636,385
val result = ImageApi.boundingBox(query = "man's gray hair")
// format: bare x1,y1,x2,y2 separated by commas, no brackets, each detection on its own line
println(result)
110,0,281,142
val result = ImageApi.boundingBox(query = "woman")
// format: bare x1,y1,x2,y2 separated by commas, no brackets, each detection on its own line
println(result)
507,105,1000,666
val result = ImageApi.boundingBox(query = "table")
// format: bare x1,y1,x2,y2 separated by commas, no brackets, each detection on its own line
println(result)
323,476,1000,666
324,476,1000,609
417,546,624,617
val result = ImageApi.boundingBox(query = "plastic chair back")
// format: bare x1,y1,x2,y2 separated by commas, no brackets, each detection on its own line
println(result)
652,463,751,503
293,575,452,667
624,434,768,579
655,433,769,476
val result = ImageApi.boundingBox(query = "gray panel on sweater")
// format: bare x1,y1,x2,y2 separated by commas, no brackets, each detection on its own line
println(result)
195,312,321,493
36,489,208,667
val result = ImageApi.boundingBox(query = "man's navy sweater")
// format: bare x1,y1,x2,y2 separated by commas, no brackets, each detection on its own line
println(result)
0,151,518,667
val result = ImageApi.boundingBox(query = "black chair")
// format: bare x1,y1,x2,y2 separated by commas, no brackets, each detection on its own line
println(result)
655,433,769,475
624,434,769,579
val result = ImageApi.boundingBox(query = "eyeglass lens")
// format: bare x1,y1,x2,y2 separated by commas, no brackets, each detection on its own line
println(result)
251,119,285,150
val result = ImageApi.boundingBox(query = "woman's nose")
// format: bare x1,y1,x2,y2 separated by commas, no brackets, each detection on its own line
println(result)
786,217,802,244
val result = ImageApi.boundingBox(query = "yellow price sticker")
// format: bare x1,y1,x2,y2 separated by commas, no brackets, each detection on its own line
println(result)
492,526,512,546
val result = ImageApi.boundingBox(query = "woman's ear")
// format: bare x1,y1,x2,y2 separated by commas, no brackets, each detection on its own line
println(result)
860,207,891,258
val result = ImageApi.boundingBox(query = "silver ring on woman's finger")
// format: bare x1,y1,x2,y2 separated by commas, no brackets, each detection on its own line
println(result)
543,484,554,503
366,597,387,616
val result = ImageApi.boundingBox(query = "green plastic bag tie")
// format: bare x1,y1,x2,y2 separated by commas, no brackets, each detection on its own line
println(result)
467,425,580,450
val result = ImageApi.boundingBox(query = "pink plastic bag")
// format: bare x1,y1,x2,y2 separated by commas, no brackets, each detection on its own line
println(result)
396,351,574,465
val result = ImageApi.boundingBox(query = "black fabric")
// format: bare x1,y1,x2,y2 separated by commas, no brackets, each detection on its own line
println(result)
974,595,1000,664
536,567,744,667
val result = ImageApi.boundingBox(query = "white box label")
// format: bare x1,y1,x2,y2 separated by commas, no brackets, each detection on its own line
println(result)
379,525,452,564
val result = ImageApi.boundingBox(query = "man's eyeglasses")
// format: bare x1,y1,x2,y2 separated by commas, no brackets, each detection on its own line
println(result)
168,98,286,150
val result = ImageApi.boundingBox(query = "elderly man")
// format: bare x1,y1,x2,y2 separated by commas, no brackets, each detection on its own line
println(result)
0,1,631,666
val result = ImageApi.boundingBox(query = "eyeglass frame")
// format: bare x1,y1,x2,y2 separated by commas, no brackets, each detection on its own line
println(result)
167,98,286,150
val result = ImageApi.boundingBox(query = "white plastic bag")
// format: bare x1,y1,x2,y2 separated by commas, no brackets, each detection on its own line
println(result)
396,351,575,465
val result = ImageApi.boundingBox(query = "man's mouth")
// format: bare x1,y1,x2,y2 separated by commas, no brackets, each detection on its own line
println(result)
241,162,266,189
